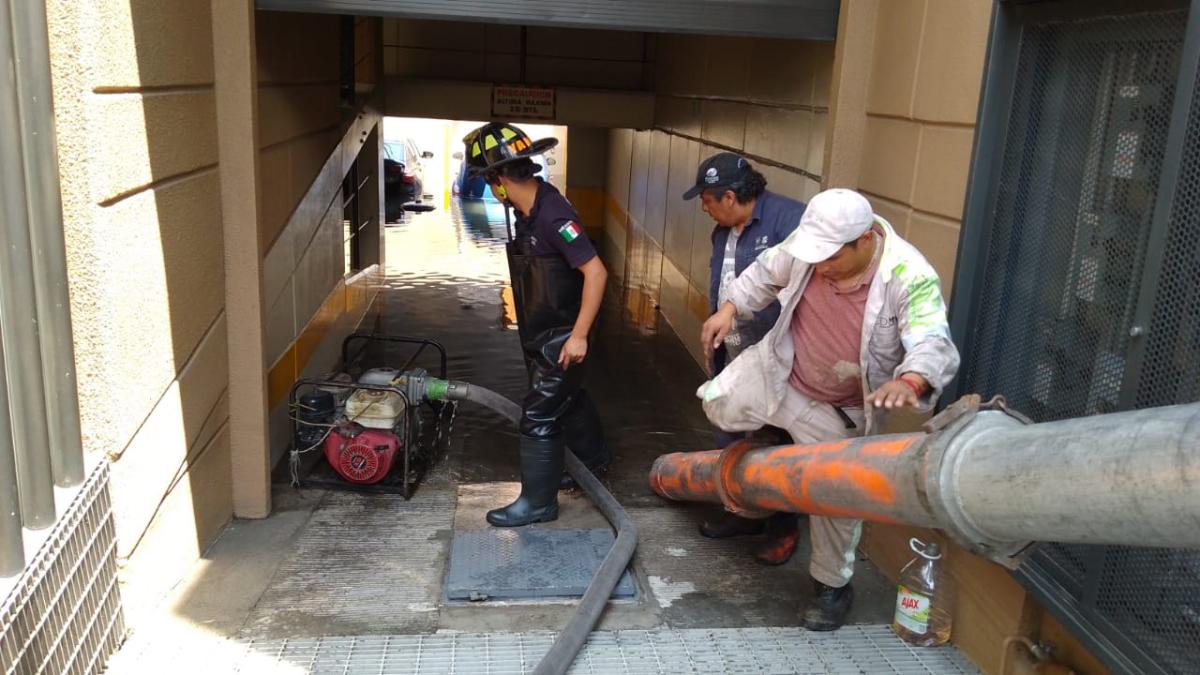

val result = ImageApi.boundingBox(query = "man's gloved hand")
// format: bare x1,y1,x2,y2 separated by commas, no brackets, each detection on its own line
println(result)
701,302,738,360
866,373,928,409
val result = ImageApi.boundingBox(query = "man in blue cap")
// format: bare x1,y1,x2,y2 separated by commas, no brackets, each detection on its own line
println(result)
683,152,806,565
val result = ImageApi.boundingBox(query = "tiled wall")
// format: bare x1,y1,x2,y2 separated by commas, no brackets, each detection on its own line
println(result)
603,35,833,367
855,0,990,302
382,20,655,91
256,12,344,250
261,113,383,470
256,14,385,468
564,127,609,240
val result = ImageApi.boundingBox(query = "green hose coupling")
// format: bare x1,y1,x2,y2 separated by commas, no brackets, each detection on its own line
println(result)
425,378,451,401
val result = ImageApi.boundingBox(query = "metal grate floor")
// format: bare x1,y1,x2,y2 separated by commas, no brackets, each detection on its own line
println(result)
108,626,978,674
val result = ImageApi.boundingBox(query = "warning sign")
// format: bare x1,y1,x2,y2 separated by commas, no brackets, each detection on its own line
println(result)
492,85,555,121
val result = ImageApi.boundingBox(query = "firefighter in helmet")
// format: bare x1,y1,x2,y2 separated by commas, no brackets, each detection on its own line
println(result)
462,123,610,527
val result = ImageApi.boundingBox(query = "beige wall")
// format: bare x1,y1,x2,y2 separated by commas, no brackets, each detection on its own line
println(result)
47,0,231,620
256,12,343,250
602,35,832,364
256,14,384,468
380,18,657,127
383,20,655,91
852,0,990,302
564,127,608,240
44,3,381,624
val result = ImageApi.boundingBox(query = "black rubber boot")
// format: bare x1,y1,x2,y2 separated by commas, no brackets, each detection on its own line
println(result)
558,392,609,490
487,436,563,527
699,511,767,538
799,579,854,632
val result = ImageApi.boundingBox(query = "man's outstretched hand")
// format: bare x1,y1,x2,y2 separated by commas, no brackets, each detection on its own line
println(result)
866,374,929,409
701,302,738,361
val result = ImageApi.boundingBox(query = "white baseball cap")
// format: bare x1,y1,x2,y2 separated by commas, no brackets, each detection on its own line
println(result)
787,188,876,263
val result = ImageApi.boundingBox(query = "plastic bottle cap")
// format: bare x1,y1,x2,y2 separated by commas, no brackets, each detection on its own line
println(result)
909,537,943,560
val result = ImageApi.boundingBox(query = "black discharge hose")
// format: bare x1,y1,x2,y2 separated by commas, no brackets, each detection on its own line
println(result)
437,380,638,675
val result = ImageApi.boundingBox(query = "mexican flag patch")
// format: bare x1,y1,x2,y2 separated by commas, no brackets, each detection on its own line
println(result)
558,221,581,243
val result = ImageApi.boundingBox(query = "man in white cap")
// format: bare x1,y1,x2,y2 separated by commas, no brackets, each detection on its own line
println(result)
698,188,960,631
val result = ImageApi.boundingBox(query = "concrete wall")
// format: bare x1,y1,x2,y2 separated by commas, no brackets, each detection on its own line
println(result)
44,3,382,624
603,35,831,365
47,0,231,621
380,18,657,126
385,78,656,128
383,20,655,90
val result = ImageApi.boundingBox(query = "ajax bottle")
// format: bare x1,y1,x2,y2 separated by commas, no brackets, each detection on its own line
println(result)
892,538,953,647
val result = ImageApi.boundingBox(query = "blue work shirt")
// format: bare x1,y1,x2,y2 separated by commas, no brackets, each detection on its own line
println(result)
708,190,805,373
514,179,597,269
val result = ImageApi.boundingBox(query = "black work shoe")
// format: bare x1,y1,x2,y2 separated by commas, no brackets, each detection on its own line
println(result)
799,580,854,632
487,436,562,527
699,511,766,538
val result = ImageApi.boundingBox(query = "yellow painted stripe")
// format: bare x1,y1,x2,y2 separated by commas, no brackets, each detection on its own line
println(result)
267,275,375,410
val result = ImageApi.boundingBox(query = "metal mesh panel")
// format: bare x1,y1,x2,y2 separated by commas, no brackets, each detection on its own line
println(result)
0,464,124,675
1134,45,1200,410
1083,25,1200,673
962,9,1185,421
958,6,1200,673
1093,547,1200,674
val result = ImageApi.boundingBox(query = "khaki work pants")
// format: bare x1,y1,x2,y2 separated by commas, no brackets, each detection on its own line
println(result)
704,382,865,588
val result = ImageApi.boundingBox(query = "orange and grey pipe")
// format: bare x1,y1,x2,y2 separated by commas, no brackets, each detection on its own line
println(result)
650,397,1200,567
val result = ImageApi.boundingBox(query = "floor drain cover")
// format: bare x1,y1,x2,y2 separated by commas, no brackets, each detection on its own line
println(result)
446,528,636,601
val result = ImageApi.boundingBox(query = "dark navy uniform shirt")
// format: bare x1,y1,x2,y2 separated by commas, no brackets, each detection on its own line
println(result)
514,180,597,269
708,189,806,372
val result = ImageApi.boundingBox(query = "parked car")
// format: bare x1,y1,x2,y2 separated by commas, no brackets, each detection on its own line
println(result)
384,138,433,222
451,150,555,202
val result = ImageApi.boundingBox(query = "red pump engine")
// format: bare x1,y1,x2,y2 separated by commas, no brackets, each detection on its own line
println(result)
324,423,400,484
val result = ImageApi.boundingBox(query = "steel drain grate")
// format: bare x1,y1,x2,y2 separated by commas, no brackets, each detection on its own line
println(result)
1,463,124,675
445,529,636,601
109,626,979,674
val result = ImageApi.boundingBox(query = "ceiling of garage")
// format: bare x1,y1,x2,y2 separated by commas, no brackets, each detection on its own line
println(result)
255,0,840,41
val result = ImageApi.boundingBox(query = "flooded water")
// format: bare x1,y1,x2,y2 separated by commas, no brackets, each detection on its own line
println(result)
358,199,718,496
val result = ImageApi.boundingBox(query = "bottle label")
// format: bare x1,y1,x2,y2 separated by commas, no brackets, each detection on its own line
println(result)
894,585,931,634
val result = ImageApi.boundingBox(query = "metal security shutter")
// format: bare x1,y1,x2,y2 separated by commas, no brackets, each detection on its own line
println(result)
254,0,840,41
953,2,1200,673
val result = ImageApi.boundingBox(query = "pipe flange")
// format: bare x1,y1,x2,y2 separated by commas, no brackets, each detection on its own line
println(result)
924,407,1036,569
714,439,773,519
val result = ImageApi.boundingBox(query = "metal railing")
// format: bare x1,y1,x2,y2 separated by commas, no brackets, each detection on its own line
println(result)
0,0,87,577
